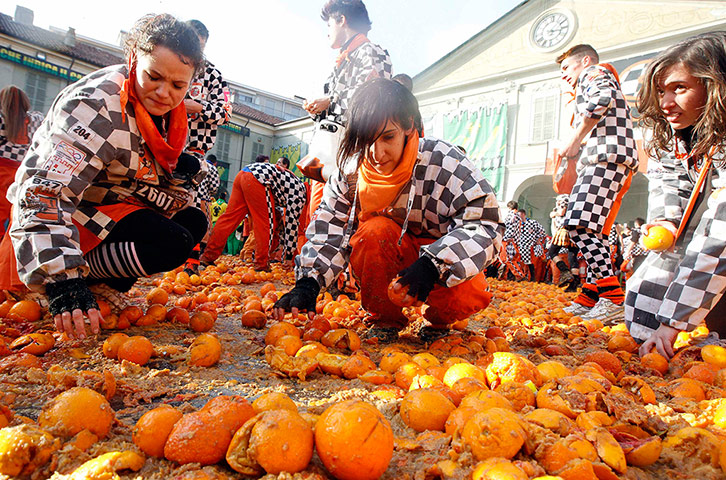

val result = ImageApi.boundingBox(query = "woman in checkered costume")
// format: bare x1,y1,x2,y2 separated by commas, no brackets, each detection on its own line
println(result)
0,86,44,236
274,79,503,335
556,44,638,321
0,14,208,339
626,32,726,358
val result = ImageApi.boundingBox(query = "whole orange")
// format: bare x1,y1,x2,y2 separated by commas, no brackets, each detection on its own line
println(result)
642,225,674,251
102,333,129,359
189,333,222,367
201,395,255,435
315,399,393,480
461,408,526,461
132,405,183,457
116,336,153,366
7,300,41,322
38,387,115,438
189,311,215,332
164,411,232,465
400,389,455,432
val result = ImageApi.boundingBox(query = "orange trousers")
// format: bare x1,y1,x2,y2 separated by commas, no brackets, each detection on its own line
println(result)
309,180,325,221
203,170,272,268
0,160,19,237
349,216,491,328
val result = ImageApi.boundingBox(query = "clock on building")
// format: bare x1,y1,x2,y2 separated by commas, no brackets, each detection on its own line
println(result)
530,9,577,51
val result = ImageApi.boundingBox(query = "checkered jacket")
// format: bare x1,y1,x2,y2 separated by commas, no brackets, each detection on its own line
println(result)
319,40,392,125
296,138,503,289
186,61,229,153
574,65,638,171
0,111,44,162
244,162,306,261
502,209,522,260
519,217,547,264
8,65,197,290
192,160,220,209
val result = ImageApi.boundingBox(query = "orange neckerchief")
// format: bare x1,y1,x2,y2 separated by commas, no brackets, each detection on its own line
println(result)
119,68,187,173
335,33,368,67
357,133,419,221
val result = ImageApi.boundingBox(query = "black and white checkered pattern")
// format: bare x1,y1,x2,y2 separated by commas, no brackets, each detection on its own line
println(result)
296,138,503,289
502,210,522,260
319,41,392,125
186,61,229,153
8,65,196,291
519,217,546,264
244,163,306,261
570,227,613,280
0,111,44,162
574,65,638,171
191,160,220,210
564,162,629,232
626,141,726,341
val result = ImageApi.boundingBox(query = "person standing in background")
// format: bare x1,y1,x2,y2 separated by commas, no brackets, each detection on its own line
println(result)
303,0,392,219
0,86,44,235
183,19,230,273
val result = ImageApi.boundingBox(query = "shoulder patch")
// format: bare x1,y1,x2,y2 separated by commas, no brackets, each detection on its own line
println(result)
43,141,86,175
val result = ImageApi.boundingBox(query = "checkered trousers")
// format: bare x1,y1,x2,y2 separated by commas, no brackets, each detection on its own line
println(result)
519,217,546,264
564,162,629,232
320,41,392,125
574,65,638,171
244,163,306,261
570,227,612,282
186,61,229,153
0,111,44,162
503,210,522,260
626,153,726,341
8,65,195,291
297,138,503,289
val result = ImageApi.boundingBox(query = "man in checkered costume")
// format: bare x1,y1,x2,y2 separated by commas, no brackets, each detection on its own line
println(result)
201,161,306,270
556,44,638,320
0,14,209,339
499,200,525,279
303,0,392,219
0,110,44,163
518,210,547,279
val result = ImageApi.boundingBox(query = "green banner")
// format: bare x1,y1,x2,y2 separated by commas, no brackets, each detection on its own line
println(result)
443,105,507,198
270,143,303,178
0,46,83,82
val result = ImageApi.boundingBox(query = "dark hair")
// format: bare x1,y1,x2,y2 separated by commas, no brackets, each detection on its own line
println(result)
638,32,726,161
278,156,290,168
556,44,599,65
0,86,30,144
507,200,518,210
337,78,422,171
321,0,371,34
518,209,526,215
124,14,204,75
392,74,413,91
255,154,269,163
634,217,645,227
206,153,217,164
187,19,209,40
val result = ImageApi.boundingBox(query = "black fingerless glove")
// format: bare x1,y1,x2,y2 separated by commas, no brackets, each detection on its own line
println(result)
173,152,202,186
397,256,440,302
45,278,98,317
274,277,320,314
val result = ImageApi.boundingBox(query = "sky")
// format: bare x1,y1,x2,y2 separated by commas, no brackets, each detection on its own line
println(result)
4,0,522,100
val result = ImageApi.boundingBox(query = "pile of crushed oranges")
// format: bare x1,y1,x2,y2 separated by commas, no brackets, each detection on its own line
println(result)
0,258,725,479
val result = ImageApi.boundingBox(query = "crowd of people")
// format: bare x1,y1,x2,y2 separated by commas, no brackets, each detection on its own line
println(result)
0,0,725,361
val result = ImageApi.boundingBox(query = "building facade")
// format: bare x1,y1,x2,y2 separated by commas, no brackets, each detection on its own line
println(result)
414,0,726,232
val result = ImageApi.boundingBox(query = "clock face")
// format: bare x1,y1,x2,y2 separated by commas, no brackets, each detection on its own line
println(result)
532,12,572,50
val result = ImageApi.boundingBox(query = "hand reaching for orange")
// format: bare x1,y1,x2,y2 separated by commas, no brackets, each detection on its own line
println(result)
387,277,419,308
642,222,676,251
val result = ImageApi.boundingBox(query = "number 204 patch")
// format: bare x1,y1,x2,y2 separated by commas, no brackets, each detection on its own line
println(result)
71,124,95,144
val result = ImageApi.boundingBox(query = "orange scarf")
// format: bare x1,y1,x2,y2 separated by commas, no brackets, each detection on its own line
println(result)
335,34,369,67
119,68,187,173
358,133,419,221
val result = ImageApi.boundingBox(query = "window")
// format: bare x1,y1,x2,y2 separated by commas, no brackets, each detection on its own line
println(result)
259,97,285,118
216,129,231,164
530,92,558,143
25,72,48,112
251,141,266,163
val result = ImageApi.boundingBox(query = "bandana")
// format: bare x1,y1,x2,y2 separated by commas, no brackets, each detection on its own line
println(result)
357,132,419,221
119,66,187,173
335,33,369,67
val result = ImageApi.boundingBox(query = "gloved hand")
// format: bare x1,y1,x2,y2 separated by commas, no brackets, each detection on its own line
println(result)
45,278,101,339
552,227,571,247
272,277,320,320
395,256,439,303
173,152,202,186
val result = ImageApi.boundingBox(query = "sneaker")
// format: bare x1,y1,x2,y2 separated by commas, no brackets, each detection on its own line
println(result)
557,270,574,287
563,302,592,316
88,283,129,313
580,298,624,321
418,325,452,343
363,326,401,342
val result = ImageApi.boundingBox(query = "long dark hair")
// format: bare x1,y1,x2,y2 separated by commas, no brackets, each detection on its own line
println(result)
637,32,726,160
0,86,30,144
337,78,422,171
123,14,205,76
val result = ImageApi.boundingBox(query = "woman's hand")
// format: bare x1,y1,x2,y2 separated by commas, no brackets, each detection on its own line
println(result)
303,97,331,115
45,278,102,340
639,323,680,359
